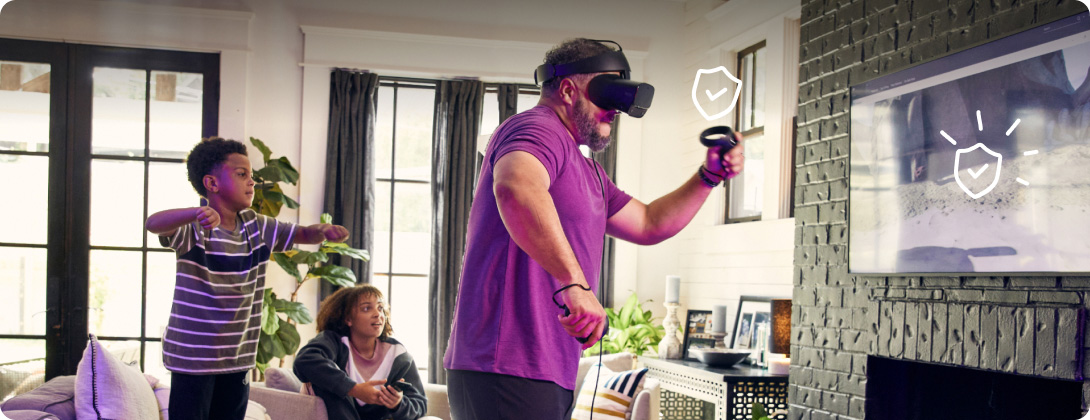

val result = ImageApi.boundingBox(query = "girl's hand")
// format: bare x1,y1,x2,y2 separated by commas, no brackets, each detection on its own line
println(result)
347,379,388,405
377,383,403,409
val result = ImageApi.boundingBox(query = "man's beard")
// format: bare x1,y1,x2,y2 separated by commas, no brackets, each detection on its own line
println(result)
573,98,613,152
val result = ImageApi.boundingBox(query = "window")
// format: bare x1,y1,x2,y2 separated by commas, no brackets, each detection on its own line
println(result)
480,84,540,137
0,38,218,382
372,78,435,372
727,41,766,223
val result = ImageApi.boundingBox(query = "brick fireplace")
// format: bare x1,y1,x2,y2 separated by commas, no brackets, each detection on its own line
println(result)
791,0,1089,418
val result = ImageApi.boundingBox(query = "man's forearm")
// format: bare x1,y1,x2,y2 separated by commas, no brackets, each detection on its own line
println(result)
642,170,716,242
146,207,199,235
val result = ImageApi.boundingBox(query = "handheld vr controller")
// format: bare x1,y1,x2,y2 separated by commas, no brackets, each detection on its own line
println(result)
700,126,739,160
560,303,611,344
552,284,610,344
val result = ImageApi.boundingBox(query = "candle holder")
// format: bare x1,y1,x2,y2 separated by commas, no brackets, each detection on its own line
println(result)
709,331,727,349
658,302,682,359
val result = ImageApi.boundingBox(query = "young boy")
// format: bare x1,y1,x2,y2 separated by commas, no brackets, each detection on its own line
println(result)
146,137,349,420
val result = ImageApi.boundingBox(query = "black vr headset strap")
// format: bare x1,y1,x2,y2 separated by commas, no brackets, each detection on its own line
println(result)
534,50,631,86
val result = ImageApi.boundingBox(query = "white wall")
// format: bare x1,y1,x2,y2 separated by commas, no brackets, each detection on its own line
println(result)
633,0,800,337
0,0,687,354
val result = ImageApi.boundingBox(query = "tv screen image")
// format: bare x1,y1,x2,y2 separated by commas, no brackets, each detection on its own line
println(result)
849,15,1090,274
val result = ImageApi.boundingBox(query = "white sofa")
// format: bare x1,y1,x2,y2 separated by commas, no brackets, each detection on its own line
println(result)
251,352,659,420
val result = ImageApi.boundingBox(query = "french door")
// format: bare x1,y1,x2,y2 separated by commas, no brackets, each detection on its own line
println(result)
0,38,218,383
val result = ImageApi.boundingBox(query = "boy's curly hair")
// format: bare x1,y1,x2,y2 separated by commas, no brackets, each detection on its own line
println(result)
185,137,248,197
316,285,394,339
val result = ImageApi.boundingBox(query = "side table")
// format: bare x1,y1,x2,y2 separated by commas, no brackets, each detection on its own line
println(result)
642,358,788,420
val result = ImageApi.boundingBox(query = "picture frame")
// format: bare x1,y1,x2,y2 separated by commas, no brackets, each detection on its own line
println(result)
681,309,718,361
730,296,772,360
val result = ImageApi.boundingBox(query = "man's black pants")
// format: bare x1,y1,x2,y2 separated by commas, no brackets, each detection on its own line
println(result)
168,371,250,420
447,369,574,420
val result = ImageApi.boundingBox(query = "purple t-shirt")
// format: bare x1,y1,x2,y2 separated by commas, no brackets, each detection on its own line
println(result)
443,105,632,390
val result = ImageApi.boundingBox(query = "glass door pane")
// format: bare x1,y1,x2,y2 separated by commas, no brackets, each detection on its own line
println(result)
91,68,147,157
0,58,51,392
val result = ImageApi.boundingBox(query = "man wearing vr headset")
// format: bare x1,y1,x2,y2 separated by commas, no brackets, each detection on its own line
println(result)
444,38,744,420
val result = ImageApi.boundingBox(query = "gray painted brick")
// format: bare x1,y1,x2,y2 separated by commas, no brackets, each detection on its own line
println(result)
830,266,852,288
888,276,911,287
849,396,866,418
1014,307,1035,375
812,369,841,391
799,347,824,369
948,303,964,366
791,366,815,388
794,385,821,406
853,353,868,376
921,276,960,288
906,288,942,300
932,303,948,364
802,306,826,328
1061,276,1090,289
980,304,998,371
964,304,981,369
852,304,878,333
828,307,853,329
796,205,818,225
810,410,836,420
797,325,817,347
997,306,1016,372
825,349,854,373
948,289,984,302
918,302,932,362
905,302,919,360
802,183,831,204
798,245,819,266
963,276,1005,288
890,301,905,358
828,225,847,245
829,137,850,160
1030,291,1081,305
816,327,841,349
983,290,1029,305
1035,308,1056,378
818,287,845,307
841,373,866,396
838,329,859,351
1056,308,1079,380
818,201,847,224
795,287,819,307
1010,276,1058,289
822,391,851,415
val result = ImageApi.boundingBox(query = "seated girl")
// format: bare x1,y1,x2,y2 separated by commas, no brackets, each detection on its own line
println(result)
294,285,428,420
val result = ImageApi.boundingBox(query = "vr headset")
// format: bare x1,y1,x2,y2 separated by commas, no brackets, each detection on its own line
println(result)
533,41,655,118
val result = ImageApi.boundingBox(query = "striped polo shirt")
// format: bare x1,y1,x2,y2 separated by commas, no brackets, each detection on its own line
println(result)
161,208,297,374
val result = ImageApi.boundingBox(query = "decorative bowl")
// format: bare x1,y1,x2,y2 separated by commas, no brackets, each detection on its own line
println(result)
691,348,751,368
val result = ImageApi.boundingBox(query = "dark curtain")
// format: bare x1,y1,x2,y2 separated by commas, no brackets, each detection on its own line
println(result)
428,80,484,384
474,84,521,187
497,83,520,122
592,120,620,308
322,70,379,301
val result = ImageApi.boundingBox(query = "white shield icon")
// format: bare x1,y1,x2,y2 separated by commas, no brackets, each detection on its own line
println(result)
954,143,1003,200
691,66,742,121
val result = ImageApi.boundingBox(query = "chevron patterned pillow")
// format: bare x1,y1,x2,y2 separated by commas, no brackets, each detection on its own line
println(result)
571,364,648,420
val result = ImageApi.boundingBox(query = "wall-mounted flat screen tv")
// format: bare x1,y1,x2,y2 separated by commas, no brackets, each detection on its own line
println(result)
850,14,1090,274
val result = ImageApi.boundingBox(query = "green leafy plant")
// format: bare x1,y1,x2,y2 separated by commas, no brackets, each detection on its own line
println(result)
582,292,670,358
248,138,369,375
752,402,771,420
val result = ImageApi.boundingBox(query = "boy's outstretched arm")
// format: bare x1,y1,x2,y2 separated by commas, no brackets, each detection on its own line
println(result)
146,206,220,236
295,224,350,245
